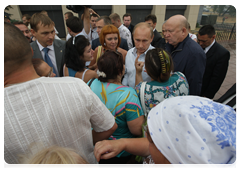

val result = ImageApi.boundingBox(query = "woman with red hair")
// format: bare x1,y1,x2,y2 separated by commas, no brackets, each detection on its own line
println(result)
88,25,127,70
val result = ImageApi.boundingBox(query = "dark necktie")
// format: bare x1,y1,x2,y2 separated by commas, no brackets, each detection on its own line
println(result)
43,47,57,75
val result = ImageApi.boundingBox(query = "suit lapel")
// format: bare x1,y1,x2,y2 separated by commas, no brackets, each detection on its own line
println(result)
206,42,217,58
53,40,63,73
32,41,43,59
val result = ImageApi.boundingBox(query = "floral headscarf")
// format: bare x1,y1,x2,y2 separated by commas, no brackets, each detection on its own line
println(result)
147,96,236,164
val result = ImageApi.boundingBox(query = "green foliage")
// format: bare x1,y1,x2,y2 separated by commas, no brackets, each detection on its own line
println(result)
212,5,236,17
5,5,13,11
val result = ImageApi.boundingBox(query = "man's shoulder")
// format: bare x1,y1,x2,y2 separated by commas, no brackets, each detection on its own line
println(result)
54,39,66,45
212,41,229,53
184,37,204,53
92,37,100,43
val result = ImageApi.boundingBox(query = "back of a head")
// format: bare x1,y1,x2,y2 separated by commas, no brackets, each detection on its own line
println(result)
145,14,157,23
66,16,83,33
19,145,88,164
133,22,153,38
32,58,46,76
4,22,32,76
22,14,31,20
198,25,215,38
145,48,174,82
65,35,90,71
97,50,123,82
65,11,74,18
96,16,112,25
30,13,54,32
99,25,121,48
109,13,120,21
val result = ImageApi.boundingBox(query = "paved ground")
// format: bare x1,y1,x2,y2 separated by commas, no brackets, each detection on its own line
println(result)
213,40,236,100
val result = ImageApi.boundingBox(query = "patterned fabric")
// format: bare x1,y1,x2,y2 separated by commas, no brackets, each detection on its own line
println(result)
135,72,189,116
4,77,115,164
147,96,236,164
88,79,144,157
143,155,155,164
118,24,133,49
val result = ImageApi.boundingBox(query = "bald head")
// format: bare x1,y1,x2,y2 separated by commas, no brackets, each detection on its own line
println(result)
4,22,32,76
164,15,188,47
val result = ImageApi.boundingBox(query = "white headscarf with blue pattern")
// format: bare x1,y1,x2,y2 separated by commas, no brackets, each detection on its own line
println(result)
147,96,236,164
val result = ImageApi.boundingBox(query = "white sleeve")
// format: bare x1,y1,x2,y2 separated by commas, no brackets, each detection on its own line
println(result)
81,28,91,42
122,51,130,86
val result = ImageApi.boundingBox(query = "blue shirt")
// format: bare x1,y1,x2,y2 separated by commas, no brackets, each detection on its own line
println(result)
122,45,155,88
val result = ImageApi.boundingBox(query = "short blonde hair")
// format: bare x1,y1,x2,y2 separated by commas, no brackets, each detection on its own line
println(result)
19,145,88,164
30,13,54,32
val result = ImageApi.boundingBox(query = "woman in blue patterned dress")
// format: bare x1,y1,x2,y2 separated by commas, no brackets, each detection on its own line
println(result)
88,50,144,164
135,48,189,116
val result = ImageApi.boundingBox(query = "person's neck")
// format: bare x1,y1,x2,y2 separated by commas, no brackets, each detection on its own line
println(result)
173,34,188,48
4,65,40,88
72,31,81,37
137,51,144,56
107,76,122,85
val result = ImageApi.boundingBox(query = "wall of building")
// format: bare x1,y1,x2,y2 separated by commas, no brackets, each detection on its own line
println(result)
5,5,200,37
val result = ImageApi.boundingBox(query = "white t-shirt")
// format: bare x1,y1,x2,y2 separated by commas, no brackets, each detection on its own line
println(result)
4,77,115,164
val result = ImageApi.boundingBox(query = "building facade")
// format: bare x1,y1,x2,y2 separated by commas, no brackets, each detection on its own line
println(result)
6,5,200,38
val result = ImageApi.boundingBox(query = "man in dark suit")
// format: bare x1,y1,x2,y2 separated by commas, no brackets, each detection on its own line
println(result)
92,16,128,51
123,13,135,47
198,25,230,99
145,14,162,48
30,13,65,77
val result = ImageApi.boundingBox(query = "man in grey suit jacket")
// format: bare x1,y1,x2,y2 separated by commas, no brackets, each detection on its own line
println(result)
30,13,65,77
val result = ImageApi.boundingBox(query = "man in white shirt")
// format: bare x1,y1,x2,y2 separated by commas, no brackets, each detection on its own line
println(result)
66,6,91,42
109,13,133,50
30,13,65,77
4,22,117,164
122,22,154,88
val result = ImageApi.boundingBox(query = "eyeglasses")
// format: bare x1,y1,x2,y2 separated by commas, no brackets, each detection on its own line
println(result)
46,67,53,77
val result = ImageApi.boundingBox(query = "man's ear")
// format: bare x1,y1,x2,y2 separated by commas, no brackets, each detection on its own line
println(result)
67,27,71,33
30,29,36,37
212,34,216,40
153,22,157,29
182,27,187,35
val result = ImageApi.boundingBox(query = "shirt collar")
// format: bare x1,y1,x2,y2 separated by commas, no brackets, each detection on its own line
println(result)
132,44,154,55
119,24,124,29
36,40,54,51
204,39,215,53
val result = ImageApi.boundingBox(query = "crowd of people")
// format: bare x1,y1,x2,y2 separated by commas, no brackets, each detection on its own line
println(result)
4,6,235,165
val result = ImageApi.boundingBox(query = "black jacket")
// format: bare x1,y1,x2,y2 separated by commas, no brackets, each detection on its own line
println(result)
201,41,230,99
166,36,206,95
151,29,162,48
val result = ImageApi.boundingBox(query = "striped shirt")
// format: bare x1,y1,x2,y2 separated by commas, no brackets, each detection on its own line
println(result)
4,77,115,164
